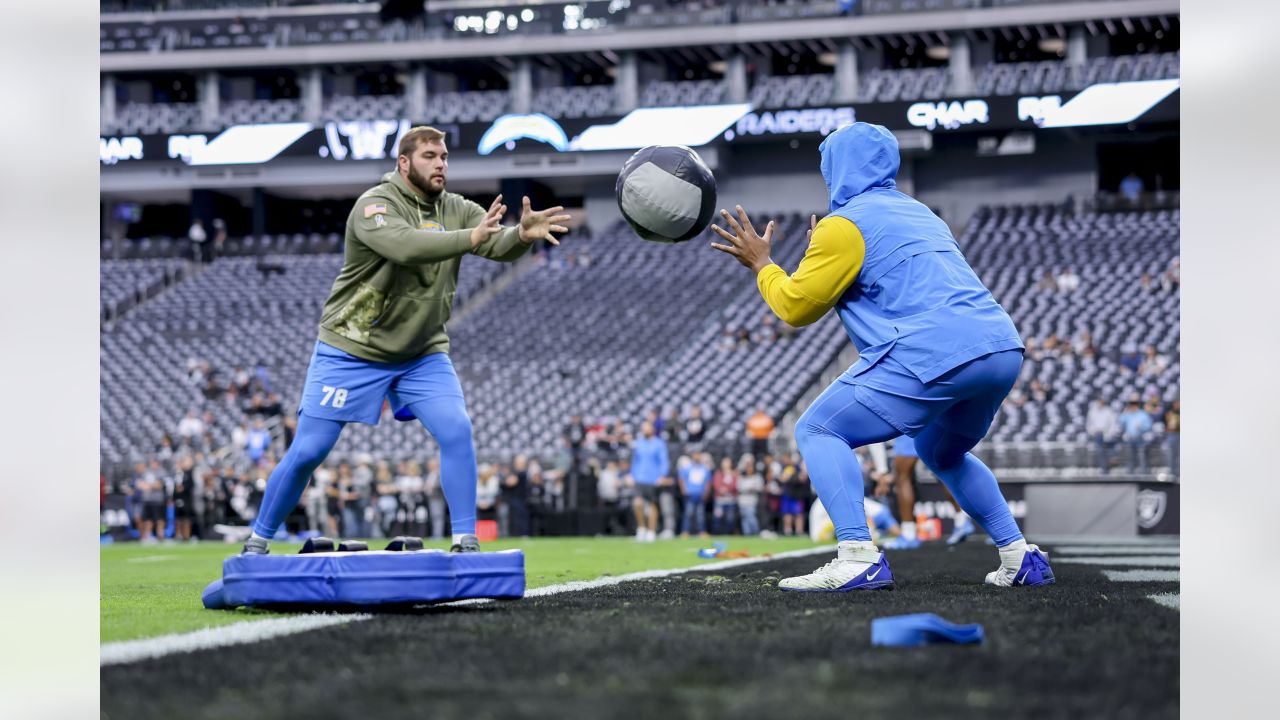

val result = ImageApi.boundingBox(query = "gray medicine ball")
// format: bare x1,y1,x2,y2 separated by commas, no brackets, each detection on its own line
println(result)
615,145,717,243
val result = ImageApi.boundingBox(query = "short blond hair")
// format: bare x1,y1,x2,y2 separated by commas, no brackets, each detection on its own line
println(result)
398,126,447,158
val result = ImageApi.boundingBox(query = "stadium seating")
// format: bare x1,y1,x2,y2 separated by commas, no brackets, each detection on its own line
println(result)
221,98,303,126
618,214,846,454
100,7,387,54
964,204,1180,469
974,52,1181,96
105,102,204,135
534,86,616,119
639,80,727,108
744,52,1179,109
624,4,733,29
420,91,510,124
450,213,838,461
99,252,513,469
749,74,836,109
102,233,344,260
323,95,405,122
99,202,1180,475
100,258,193,324
737,1,844,24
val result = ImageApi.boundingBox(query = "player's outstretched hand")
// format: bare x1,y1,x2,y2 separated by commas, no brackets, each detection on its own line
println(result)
710,205,775,274
470,194,507,248
518,196,573,245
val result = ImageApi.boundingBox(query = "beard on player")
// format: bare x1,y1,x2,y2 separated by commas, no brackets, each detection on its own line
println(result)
407,161,446,199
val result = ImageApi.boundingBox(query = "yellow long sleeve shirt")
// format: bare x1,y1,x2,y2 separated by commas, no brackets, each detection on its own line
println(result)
755,216,867,327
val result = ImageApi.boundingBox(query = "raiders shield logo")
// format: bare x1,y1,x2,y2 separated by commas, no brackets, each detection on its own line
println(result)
1136,490,1167,529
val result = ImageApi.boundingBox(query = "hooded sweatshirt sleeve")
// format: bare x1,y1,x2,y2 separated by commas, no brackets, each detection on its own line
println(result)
352,196,474,265
464,200,531,262
755,216,866,327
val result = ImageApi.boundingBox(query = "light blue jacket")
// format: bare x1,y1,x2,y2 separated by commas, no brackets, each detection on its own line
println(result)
629,436,670,486
820,122,1024,383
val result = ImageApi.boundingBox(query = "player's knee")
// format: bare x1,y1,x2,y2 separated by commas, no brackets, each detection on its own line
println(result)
794,412,829,453
290,431,338,467
432,409,475,449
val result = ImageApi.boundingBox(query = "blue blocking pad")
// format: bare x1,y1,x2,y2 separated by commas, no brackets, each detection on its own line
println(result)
201,550,525,610
871,613,985,647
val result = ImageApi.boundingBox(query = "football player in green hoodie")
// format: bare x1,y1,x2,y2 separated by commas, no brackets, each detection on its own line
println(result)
245,126,570,555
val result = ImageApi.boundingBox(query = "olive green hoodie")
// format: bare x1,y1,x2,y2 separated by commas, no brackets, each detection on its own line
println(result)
317,171,530,363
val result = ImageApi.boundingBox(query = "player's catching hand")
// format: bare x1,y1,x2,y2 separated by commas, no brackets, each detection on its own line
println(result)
710,205,777,274
518,196,573,245
470,194,507,248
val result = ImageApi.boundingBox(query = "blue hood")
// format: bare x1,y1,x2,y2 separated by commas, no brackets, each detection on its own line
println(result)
819,122,900,213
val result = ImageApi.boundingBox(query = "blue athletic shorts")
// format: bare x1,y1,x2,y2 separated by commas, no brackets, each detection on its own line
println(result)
781,496,806,516
841,349,1023,441
298,341,465,425
893,435,917,458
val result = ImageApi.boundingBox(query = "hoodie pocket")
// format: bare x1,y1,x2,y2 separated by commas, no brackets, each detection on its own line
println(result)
370,293,449,350
325,282,387,345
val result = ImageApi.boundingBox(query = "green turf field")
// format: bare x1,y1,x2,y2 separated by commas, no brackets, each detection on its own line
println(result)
101,536,821,643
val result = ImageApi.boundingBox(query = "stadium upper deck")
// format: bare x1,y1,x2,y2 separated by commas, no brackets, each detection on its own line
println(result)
101,0,1178,68
100,0,1178,145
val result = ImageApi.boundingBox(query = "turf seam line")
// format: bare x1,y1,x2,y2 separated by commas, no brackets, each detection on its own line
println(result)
100,545,836,667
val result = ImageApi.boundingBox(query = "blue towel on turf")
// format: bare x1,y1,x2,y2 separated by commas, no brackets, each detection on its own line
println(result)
871,613,985,647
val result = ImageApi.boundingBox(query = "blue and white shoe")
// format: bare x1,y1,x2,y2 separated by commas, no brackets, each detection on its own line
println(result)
883,535,922,550
779,552,895,592
984,544,1055,587
947,516,975,546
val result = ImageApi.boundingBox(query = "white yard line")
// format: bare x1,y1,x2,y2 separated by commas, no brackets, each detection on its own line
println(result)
100,613,374,666
1031,535,1179,546
101,545,836,667
1056,556,1181,567
1050,546,1180,556
1102,569,1180,582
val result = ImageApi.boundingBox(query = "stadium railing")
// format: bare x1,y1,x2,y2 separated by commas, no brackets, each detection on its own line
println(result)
100,51,1179,135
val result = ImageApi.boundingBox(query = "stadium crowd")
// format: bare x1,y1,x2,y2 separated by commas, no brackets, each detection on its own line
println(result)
103,396,853,543
105,347,1179,544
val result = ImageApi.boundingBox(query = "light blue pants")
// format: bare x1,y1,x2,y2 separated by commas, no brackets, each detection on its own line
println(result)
253,350,478,539
794,350,1025,547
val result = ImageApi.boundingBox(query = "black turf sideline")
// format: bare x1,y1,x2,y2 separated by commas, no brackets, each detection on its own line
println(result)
102,542,1178,720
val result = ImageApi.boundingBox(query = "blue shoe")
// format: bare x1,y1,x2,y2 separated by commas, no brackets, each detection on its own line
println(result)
985,544,1055,587
883,535,922,550
779,552,895,592
947,517,975,546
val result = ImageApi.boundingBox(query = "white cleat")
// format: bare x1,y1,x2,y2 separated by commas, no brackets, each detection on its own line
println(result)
984,543,1056,587
778,552,895,592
